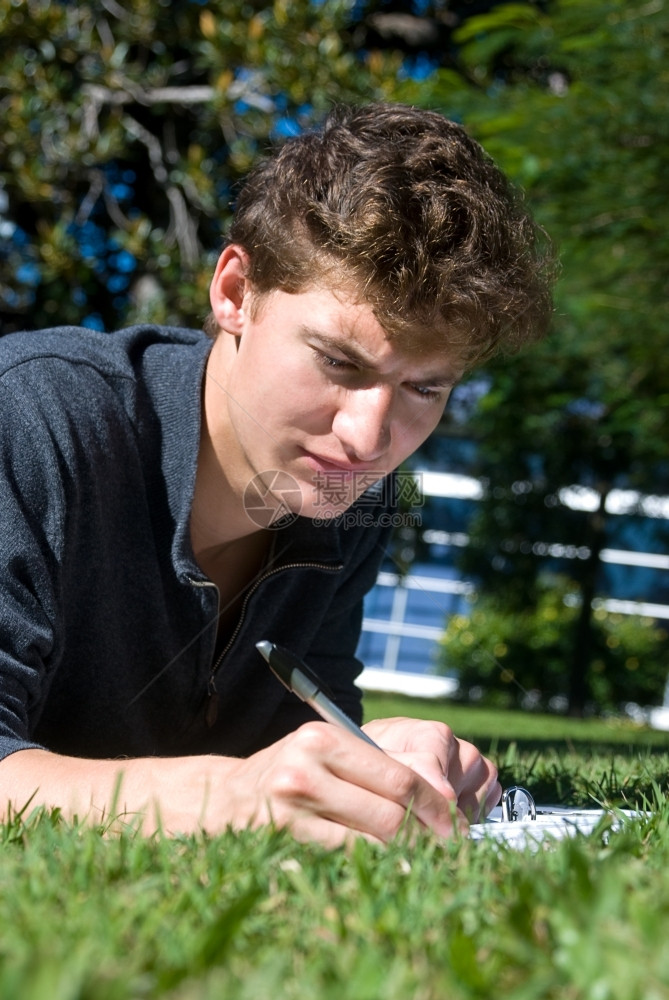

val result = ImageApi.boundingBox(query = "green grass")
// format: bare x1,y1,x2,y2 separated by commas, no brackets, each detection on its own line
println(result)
2,704,669,999
365,693,669,808
363,691,669,750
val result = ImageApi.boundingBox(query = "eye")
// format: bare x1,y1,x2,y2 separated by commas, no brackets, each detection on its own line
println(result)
409,384,444,402
314,350,357,372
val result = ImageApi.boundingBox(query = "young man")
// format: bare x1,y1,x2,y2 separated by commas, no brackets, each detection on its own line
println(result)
0,103,552,845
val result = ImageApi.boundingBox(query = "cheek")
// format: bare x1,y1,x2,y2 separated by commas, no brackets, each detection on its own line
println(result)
392,404,445,459
249,360,336,434
284,362,338,417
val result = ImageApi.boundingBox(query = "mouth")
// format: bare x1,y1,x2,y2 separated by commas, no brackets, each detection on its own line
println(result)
299,449,378,475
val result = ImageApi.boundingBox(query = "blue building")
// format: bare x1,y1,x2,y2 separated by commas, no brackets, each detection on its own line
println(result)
356,470,669,693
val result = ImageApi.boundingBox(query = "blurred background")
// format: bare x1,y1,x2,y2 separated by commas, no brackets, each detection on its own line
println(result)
1,0,667,718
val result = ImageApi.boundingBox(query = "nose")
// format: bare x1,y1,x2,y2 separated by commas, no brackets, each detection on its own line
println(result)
332,385,393,463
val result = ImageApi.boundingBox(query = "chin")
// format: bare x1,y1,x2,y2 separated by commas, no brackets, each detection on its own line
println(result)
301,499,356,521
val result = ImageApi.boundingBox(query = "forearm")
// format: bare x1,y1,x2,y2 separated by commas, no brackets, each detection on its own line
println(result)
0,747,234,834
0,720,487,845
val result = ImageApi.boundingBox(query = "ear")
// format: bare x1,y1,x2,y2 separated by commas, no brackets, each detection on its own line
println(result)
209,245,252,336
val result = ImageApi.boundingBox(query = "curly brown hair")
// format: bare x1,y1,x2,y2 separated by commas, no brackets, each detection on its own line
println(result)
207,102,555,368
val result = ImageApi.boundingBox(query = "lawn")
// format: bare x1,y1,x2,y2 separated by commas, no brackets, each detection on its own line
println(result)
1,702,668,999
364,692,669,808
363,691,669,748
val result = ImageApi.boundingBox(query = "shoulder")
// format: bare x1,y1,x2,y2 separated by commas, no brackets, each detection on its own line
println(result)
0,324,208,384
0,324,210,425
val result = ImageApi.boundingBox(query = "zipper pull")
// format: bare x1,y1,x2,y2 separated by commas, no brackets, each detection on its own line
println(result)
205,675,219,728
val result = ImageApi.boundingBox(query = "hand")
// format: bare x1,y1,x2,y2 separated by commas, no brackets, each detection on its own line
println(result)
361,717,501,822
0,724,497,847
205,721,468,848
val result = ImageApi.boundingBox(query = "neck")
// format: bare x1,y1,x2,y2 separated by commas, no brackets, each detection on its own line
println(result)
191,427,260,556
191,336,259,554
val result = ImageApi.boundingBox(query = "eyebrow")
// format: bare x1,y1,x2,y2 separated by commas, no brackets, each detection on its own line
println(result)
300,327,459,387
300,327,374,367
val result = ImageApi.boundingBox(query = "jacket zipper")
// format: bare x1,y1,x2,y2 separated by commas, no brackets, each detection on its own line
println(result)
193,559,344,727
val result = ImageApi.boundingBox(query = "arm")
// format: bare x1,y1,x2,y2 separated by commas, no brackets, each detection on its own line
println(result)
0,725,469,846
266,514,500,823
255,642,500,824
0,389,495,842
247,513,499,828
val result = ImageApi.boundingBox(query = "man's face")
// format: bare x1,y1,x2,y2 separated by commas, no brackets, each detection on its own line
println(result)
209,277,458,521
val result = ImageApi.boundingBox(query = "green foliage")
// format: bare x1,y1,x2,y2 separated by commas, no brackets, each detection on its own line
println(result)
398,0,669,711
416,0,669,491
1,741,669,999
3,0,667,710
0,0,397,332
438,577,668,712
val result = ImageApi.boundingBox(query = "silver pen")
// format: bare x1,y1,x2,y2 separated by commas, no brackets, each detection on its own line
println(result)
256,640,382,751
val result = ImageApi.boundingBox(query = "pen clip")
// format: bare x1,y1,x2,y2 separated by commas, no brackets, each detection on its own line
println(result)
288,654,336,701
256,640,337,701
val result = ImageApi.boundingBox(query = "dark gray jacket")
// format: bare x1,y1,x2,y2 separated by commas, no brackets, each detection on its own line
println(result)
0,325,391,761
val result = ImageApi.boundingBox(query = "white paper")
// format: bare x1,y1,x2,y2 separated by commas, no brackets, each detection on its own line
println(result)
469,806,640,848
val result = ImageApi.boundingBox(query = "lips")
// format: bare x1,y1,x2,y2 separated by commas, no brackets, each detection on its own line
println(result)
299,449,376,474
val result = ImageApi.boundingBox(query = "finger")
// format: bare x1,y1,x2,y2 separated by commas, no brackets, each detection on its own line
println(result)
363,718,455,773
444,741,500,821
484,777,503,815
273,810,387,849
267,723,466,840
361,720,498,824
295,724,467,838
224,726,410,843
387,749,460,799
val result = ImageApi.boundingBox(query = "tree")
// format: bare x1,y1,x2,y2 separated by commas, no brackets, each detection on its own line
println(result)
397,0,669,712
442,576,668,713
3,0,666,712
0,0,400,334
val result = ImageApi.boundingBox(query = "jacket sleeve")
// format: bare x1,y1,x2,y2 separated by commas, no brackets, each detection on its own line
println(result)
0,373,65,760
